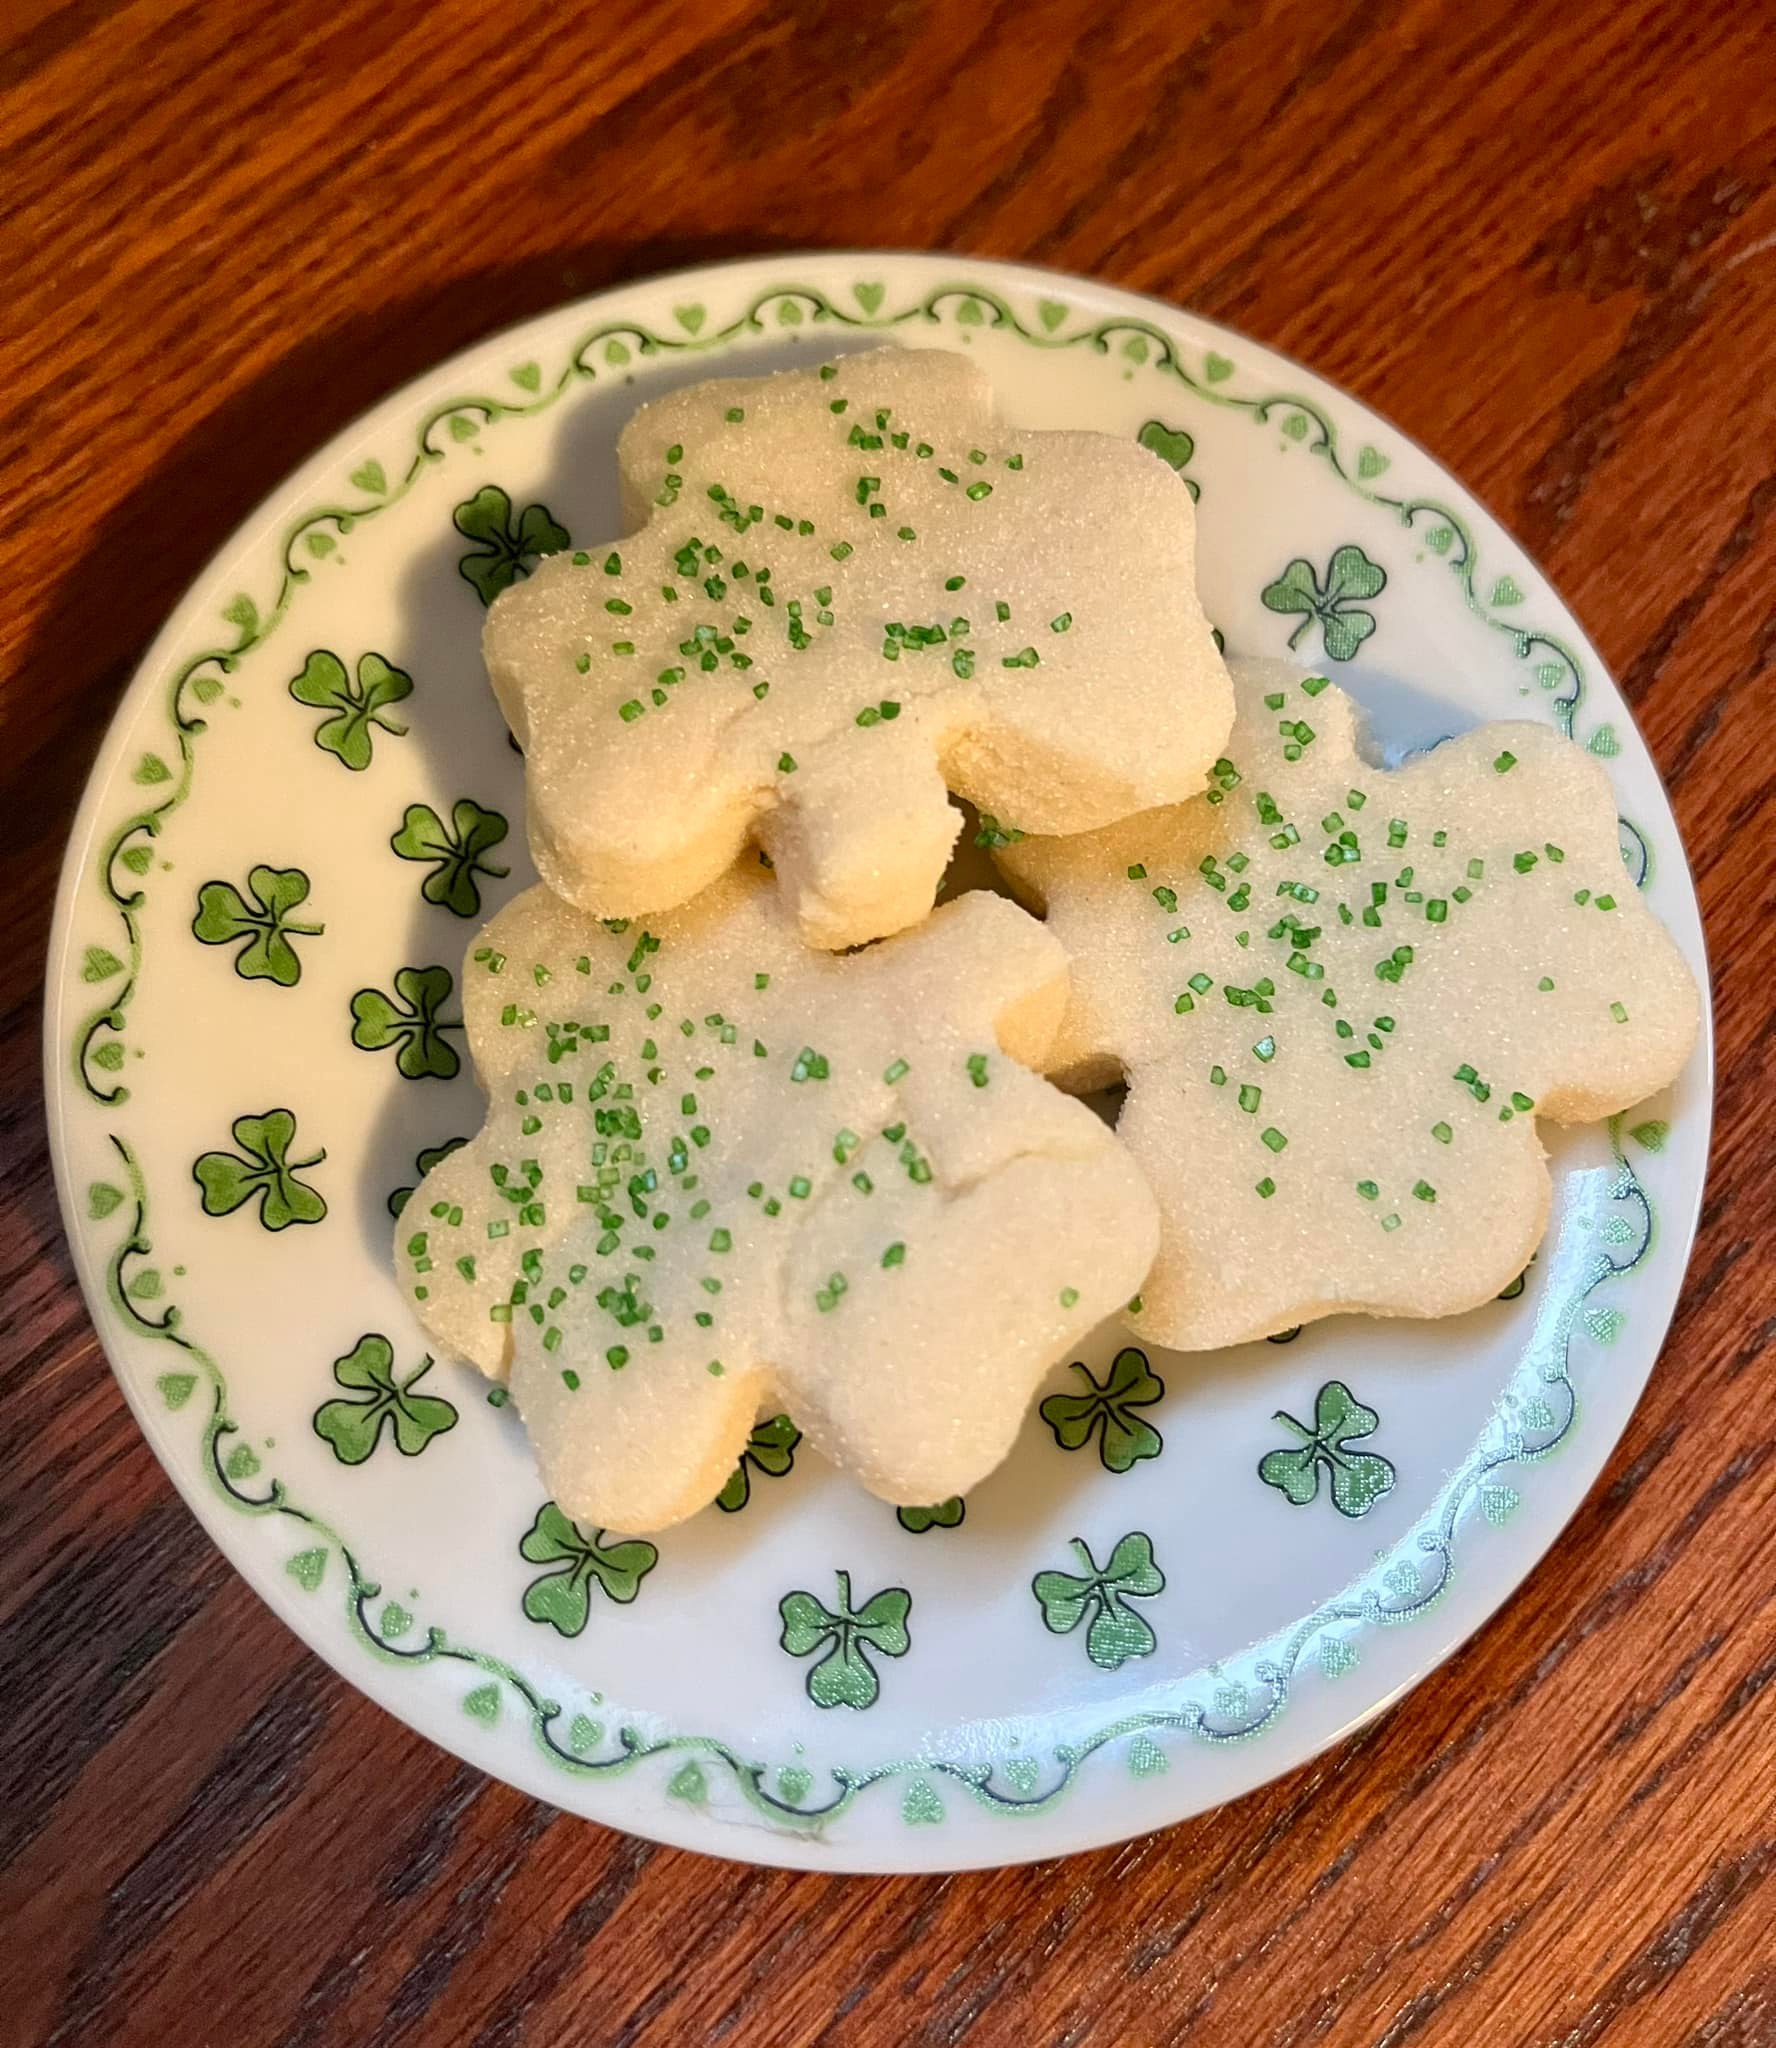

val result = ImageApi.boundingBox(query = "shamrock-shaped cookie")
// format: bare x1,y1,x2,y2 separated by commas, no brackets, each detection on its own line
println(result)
397,870,1158,1531
484,346,1230,949
999,657,1699,1349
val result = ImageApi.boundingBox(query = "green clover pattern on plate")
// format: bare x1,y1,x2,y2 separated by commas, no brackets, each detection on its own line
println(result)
1039,1347,1165,1472
1258,1380,1396,1517
1135,419,1200,499
716,1413,802,1512
192,1109,327,1230
779,1571,911,1709
519,1503,659,1638
312,1334,458,1465
895,1498,965,1533
453,486,571,605
191,864,323,986
387,1137,470,1219
1032,1532,1165,1671
1261,544,1388,661
288,649,412,770
349,965,463,1080
391,798,511,918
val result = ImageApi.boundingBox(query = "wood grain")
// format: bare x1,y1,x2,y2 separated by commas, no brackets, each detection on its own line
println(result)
2,1,1773,2042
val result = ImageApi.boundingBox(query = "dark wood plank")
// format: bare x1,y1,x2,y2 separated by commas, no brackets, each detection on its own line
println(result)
2,1,1772,2042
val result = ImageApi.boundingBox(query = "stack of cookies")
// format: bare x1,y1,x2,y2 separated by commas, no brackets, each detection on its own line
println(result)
395,348,1698,1534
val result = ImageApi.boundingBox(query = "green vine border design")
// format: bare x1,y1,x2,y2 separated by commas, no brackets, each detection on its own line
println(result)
73,276,1598,1104
68,271,1674,1836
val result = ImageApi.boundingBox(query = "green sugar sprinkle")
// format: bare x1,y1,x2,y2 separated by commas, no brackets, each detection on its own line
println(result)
1356,1180,1379,1200
778,753,797,774
1301,675,1330,697
1432,1121,1453,1144
1253,1036,1276,1062
883,1058,910,1084
1539,976,1556,992
1238,1084,1261,1114
1260,1126,1287,1153
966,1052,990,1087
1381,1213,1402,1232
1209,1065,1226,1087
1255,1177,1276,1198
882,1242,907,1268
724,406,744,422
1060,1286,1080,1308
1610,1000,1629,1022
1494,750,1517,773
1412,1180,1436,1202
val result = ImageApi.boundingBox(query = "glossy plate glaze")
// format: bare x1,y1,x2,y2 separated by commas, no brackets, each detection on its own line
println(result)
45,254,1710,1872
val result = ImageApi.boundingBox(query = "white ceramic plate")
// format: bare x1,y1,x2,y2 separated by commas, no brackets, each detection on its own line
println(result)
46,254,1711,1872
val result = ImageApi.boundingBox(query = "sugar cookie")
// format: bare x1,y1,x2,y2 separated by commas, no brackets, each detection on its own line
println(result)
396,871,1159,1531
484,346,1230,950
998,657,1700,1349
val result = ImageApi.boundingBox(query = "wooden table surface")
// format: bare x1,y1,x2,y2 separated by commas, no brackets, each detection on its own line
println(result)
3,2,1773,2043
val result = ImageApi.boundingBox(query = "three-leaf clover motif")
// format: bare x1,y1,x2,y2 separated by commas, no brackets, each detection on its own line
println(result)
191,864,324,986
454,486,571,605
1260,545,1388,661
1039,1347,1165,1472
312,1333,459,1465
391,799,511,918
895,1497,965,1533
1258,1380,1396,1517
193,1109,327,1230
350,965,463,1080
715,1413,803,1513
518,1502,658,1637
1136,419,1200,499
778,1570,911,1709
289,649,413,770
1031,1532,1165,1670
387,1136,470,1218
